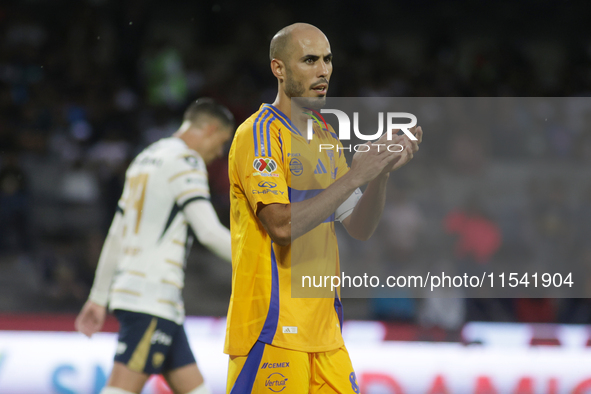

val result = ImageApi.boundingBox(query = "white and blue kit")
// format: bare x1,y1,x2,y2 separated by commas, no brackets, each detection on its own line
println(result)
88,137,231,374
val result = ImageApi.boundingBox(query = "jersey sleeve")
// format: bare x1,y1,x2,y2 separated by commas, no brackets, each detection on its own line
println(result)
183,199,231,262
117,172,130,215
88,211,124,306
233,117,289,214
166,152,211,208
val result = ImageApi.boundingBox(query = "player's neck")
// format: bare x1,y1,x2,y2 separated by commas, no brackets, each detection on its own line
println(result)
272,91,292,120
273,93,315,132
174,128,204,156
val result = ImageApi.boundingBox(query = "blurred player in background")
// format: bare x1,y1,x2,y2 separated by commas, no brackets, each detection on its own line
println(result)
75,98,234,394
225,23,422,392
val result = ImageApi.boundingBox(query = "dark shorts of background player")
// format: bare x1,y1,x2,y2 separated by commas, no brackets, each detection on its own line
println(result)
113,309,196,375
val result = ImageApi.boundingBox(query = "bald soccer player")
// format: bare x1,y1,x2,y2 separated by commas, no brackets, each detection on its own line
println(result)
225,24,422,393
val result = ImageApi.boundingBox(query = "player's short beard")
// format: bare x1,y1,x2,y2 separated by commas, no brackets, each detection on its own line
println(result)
285,67,306,98
285,68,326,110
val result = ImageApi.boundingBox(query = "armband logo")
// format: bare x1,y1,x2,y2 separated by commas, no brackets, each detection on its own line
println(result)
253,158,277,173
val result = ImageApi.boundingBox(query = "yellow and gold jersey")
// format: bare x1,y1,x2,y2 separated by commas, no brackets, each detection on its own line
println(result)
224,104,350,356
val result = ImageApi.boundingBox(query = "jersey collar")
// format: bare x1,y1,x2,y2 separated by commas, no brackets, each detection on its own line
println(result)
262,104,303,136
169,137,203,160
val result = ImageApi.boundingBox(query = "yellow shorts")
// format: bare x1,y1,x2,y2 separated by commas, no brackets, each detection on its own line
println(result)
227,341,359,394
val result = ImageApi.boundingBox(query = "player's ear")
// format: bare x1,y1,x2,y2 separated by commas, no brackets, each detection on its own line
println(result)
204,121,218,136
271,59,285,82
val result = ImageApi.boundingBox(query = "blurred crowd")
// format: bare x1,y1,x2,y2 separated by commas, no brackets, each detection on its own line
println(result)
1,0,591,333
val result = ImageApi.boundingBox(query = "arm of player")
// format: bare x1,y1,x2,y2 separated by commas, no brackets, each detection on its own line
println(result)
258,141,400,245
76,211,123,337
341,126,423,240
258,173,360,246
88,211,123,306
341,174,389,240
184,199,231,263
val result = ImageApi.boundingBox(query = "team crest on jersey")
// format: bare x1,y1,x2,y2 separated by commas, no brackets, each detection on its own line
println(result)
152,352,165,369
289,158,303,176
184,156,199,168
253,158,277,173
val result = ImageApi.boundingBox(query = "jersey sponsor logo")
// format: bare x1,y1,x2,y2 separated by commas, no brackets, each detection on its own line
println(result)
265,372,288,392
313,159,327,175
253,189,285,195
138,156,163,166
261,362,290,369
185,177,207,185
253,158,277,173
151,330,172,346
282,326,297,334
258,181,277,188
350,372,360,393
184,156,200,168
287,152,300,157
289,158,303,176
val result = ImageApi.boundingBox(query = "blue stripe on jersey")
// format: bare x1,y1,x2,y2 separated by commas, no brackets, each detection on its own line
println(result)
258,242,280,344
266,116,275,158
317,159,327,173
263,104,302,136
253,110,267,156
259,110,272,156
288,188,335,222
229,341,266,394
289,187,323,203
278,130,284,162
334,291,343,333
